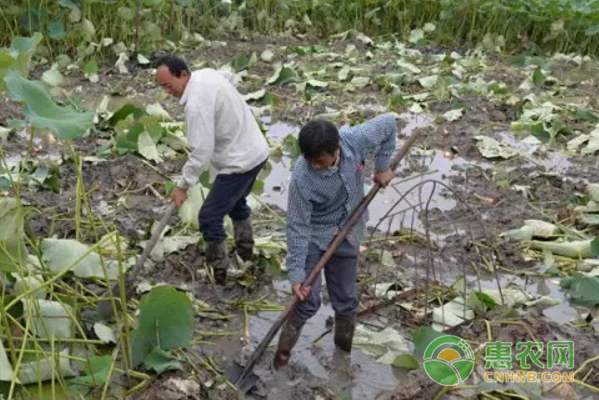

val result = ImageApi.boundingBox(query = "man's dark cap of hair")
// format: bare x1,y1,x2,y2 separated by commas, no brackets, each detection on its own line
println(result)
154,54,189,78
298,119,340,160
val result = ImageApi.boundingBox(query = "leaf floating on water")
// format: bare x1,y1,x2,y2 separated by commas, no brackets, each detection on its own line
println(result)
411,326,445,363
524,296,561,307
468,287,531,309
473,291,498,310
560,274,599,309
354,325,410,365
392,354,420,370
432,297,474,330
475,136,518,159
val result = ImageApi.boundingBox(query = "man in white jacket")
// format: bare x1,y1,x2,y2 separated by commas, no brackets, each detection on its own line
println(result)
155,55,269,285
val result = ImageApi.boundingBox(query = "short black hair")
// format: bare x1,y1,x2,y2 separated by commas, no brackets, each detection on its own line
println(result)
154,54,189,77
298,119,340,160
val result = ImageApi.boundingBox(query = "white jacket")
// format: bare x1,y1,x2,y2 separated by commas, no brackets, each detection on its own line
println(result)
176,68,269,189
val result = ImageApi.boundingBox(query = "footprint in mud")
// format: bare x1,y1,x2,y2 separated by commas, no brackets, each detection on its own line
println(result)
246,282,401,399
324,349,354,393
264,369,296,399
252,348,364,399
250,349,351,399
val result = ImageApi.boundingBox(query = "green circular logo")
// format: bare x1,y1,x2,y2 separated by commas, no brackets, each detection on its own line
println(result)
423,335,475,386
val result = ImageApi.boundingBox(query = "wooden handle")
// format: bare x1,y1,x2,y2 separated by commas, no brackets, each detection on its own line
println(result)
97,202,178,318
128,202,177,280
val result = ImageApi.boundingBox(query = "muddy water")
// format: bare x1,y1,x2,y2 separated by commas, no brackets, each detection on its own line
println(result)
242,263,582,399
477,275,580,325
246,281,407,399
497,131,572,173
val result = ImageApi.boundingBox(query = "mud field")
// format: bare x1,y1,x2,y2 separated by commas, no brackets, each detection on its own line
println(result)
3,32,599,400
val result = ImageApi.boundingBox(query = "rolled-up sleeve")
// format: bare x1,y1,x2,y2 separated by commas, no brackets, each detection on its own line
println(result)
176,87,217,189
285,177,313,283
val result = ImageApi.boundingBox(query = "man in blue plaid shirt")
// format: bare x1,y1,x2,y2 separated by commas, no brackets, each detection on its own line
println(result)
274,113,397,369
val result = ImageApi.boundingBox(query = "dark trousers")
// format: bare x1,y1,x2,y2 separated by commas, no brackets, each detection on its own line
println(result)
295,240,359,320
198,159,267,242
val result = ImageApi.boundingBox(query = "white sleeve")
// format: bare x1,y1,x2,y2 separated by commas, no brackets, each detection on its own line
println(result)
176,87,217,189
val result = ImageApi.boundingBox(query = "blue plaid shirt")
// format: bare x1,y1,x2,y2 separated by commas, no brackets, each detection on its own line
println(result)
285,113,397,283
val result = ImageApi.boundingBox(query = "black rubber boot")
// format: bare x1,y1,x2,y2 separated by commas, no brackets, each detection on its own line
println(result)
334,315,356,353
233,217,255,262
273,312,306,370
205,240,230,286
